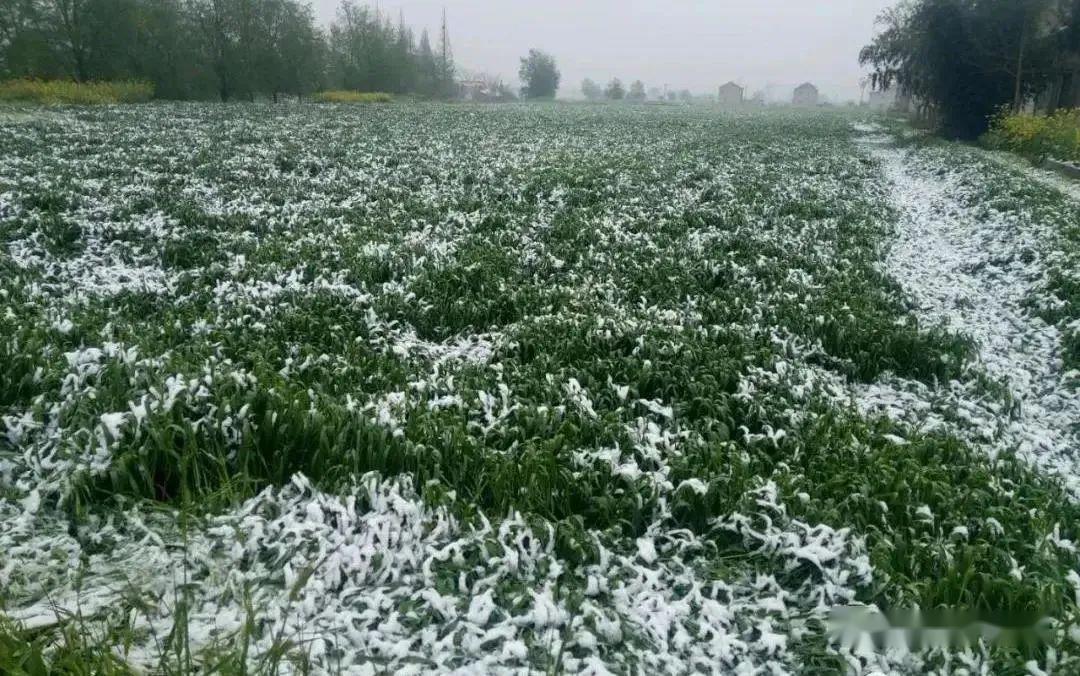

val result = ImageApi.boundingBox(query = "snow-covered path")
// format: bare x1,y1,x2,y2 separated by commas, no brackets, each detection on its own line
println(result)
855,128,1080,493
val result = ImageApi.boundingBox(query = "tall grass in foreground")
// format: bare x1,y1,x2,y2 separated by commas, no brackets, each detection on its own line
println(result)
311,90,392,103
0,79,154,105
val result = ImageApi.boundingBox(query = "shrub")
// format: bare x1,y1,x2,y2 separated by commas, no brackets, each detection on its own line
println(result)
0,79,154,105
312,90,393,104
983,108,1080,164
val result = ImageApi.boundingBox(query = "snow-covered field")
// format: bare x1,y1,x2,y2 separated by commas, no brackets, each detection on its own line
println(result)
2,104,1080,674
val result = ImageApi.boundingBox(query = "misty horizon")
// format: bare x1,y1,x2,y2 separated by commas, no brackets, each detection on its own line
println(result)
312,0,897,102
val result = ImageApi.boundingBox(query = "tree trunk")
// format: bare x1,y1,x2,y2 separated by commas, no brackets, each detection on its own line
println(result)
1014,22,1029,113
1059,70,1077,110
73,51,88,83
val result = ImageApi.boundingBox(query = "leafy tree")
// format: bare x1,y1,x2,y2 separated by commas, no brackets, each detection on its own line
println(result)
604,77,624,100
861,0,1060,138
327,2,443,97
518,48,559,99
393,11,416,94
0,0,63,79
192,0,245,101
128,0,209,99
580,77,601,100
412,28,435,96
0,0,463,101
627,79,646,101
44,0,149,82
263,0,323,100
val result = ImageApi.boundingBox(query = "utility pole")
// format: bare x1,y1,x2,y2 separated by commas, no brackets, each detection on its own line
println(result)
438,7,454,97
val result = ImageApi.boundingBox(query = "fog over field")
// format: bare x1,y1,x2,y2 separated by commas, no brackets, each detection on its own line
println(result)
311,0,894,101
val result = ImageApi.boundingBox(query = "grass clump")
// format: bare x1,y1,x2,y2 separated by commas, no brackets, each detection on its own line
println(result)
983,108,1080,163
311,90,392,104
0,616,133,675
0,79,154,105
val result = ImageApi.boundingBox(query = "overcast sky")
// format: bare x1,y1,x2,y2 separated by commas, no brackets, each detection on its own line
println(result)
312,0,897,102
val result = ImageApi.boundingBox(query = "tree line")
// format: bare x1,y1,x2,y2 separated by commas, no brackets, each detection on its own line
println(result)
0,0,458,100
580,78,693,102
861,0,1080,138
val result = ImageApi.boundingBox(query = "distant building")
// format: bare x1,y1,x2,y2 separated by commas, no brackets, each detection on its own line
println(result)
459,80,491,102
793,82,819,107
717,81,744,107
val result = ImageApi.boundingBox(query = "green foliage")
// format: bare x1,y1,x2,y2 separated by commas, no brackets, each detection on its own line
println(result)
860,0,1075,139
0,79,153,104
0,0,447,102
312,90,393,103
580,78,602,101
983,108,1080,163
604,78,625,101
0,617,133,676
518,49,561,100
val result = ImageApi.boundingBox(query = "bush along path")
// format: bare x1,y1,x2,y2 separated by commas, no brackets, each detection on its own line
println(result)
2,105,1080,674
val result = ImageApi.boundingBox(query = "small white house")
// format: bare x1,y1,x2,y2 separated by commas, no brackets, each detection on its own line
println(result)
459,80,491,101
793,82,819,107
717,82,744,107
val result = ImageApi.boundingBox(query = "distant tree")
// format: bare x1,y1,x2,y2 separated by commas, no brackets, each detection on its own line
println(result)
46,0,92,81
434,8,455,98
0,0,65,79
268,0,323,99
518,48,559,99
192,0,246,101
627,79,646,101
581,77,602,100
130,0,211,99
416,28,438,96
393,11,416,94
604,77,625,100
0,0,546,103
647,85,663,100
45,0,150,82
679,89,693,102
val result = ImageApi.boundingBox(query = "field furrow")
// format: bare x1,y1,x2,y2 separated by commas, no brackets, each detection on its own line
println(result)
855,126,1080,494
